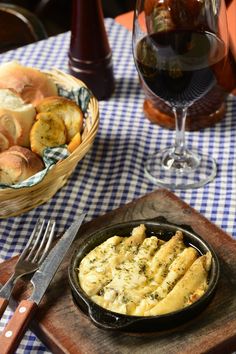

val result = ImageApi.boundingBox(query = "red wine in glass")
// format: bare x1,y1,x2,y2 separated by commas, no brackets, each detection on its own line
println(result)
136,30,227,107
133,0,229,189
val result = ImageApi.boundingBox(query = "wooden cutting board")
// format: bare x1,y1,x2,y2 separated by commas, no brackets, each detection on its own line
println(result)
1,189,236,354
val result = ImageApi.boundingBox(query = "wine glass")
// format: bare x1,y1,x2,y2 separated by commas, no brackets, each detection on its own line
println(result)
132,0,229,189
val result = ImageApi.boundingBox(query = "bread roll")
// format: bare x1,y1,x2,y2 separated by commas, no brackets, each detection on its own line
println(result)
0,89,36,150
0,61,58,106
0,146,44,184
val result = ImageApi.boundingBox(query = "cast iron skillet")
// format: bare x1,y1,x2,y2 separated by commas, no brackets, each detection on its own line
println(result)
68,217,220,332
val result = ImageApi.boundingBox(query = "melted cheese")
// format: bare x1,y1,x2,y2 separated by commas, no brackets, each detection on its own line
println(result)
78,224,212,316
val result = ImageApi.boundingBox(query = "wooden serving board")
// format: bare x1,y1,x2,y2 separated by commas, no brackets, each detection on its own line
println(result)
1,189,236,354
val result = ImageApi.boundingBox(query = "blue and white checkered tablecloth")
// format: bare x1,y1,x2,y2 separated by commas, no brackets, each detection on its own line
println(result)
0,18,235,353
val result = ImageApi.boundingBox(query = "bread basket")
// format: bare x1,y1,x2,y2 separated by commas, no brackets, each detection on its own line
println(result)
0,69,99,218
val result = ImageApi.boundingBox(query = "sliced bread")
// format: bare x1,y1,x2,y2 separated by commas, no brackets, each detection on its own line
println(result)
0,89,36,149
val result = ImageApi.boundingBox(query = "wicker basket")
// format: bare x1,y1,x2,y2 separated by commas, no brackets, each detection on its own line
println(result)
0,69,99,218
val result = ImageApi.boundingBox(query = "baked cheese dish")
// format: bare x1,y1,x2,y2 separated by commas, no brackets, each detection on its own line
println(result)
78,224,212,316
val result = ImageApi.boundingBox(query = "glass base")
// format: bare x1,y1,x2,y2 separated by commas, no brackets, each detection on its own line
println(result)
144,147,217,189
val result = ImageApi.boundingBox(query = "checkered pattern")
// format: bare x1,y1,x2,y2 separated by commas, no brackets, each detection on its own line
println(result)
0,18,235,353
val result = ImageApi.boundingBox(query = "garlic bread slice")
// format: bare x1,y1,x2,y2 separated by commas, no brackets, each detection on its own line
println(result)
67,131,82,153
36,96,83,142
30,112,66,156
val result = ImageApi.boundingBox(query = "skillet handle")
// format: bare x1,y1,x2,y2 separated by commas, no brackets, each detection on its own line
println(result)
88,304,136,330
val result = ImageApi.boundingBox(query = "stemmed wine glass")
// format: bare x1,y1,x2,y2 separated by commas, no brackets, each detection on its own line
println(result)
132,0,229,189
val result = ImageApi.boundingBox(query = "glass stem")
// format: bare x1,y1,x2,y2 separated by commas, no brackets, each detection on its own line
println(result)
173,106,188,156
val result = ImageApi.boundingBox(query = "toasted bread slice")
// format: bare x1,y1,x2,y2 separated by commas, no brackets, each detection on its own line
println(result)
30,112,67,156
67,131,82,153
36,96,83,142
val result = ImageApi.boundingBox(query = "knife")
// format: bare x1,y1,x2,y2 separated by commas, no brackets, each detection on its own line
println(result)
0,213,85,354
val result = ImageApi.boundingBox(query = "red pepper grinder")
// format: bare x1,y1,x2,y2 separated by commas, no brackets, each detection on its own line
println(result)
68,0,115,100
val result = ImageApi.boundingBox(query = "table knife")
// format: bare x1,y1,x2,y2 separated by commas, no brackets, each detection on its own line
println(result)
0,213,85,354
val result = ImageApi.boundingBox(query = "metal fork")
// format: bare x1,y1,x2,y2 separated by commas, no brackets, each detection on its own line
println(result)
0,219,56,318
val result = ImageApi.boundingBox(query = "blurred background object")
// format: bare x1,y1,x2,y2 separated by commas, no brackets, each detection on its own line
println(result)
0,2,47,53
68,0,115,100
0,0,136,37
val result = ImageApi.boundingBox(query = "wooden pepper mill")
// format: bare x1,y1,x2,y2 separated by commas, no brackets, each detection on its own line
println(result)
68,0,115,100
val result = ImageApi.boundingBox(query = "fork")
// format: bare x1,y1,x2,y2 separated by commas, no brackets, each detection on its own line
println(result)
0,219,56,318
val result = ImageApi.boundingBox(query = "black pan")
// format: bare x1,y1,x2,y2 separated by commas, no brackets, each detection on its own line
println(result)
68,217,220,332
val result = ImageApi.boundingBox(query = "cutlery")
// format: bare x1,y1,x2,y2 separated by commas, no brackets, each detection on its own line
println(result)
0,219,55,318
0,213,85,354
